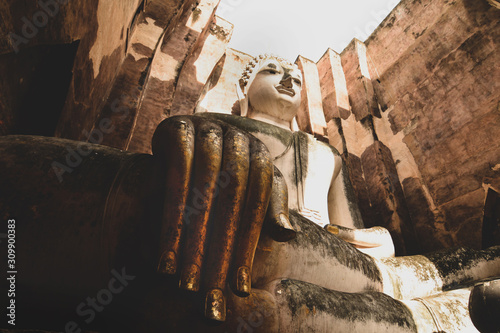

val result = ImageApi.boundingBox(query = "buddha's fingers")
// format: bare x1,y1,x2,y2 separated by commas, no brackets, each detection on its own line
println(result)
204,128,250,321
179,121,223,292
230,140,274,297
152,116,196,275
265,166,296,242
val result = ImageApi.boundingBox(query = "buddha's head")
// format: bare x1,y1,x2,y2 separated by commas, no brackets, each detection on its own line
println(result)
238,54,302,130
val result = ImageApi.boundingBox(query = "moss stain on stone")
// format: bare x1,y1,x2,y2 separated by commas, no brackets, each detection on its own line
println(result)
192,7,201,23
278,279,418,330
210,24,230,42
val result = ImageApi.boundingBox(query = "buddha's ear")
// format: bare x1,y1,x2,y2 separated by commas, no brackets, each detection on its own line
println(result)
236,83,248,117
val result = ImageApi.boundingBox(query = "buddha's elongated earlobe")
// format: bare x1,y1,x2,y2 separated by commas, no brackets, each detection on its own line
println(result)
236,83,248,117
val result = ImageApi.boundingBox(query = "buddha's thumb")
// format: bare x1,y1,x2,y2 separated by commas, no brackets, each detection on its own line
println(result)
265,166,296,242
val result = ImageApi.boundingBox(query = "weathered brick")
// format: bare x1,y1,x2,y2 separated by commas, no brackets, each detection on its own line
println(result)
402,132,427,173
317,48,351,121
343,153,372,228
365,0,453,76
439,188,486,249
327,119,345,154
388,94,411,134
388,103,406,135
295,56,327,136
170,16,233,116
402,177,454,252
460,111,500,160
340,39,379,121
370,0,484,108
126,0,220,153
340,113,376,157
460,31,495,65
471,49,500,97
361,141,419,255
430,170,481,206
342,154,377,227
194,48,252,115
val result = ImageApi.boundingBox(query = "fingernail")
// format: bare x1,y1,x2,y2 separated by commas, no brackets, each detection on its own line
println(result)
179,265,200,292
278,213,293,231
236,266,251,296
326,225,339,235
158,251,177,275
205,289,226,322
272,213,296,242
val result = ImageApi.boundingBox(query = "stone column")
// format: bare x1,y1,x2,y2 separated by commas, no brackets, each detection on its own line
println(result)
295,56,327,137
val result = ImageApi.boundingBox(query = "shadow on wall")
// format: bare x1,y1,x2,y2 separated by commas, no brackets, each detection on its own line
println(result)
463,0,498,21
1,41,80,137
483,188,500,248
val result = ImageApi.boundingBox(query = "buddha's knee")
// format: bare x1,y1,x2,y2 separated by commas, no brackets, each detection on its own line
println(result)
259,278,417,333
252,210,383,294
469,278,500,333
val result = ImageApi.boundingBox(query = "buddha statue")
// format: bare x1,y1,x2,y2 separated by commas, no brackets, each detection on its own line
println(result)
0,54,499,333
194,54,500,332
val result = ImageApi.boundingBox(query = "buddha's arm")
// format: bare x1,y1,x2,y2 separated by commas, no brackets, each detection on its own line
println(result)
252,210,385,294
325,153,396,257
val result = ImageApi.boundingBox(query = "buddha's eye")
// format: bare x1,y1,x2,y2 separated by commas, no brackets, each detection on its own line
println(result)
263,69,279,75
293,78,302,87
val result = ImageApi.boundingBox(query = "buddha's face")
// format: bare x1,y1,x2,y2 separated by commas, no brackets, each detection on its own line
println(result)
246,59,302,123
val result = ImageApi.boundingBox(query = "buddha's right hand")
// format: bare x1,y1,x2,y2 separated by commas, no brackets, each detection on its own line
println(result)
151,115,295,321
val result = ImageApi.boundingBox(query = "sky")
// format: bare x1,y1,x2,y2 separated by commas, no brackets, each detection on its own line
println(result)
216,0,400,62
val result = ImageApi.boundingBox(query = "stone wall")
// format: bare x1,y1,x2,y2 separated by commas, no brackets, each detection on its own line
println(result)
92,0,233,152
0,0,232,153
195,47,253,115
0,0,146,139
364,0,500,251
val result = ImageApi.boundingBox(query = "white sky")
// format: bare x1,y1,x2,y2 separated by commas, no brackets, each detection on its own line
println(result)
216,0,400,62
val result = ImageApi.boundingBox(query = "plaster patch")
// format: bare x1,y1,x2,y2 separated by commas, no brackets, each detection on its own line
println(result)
341,113,374,157
128,47,149,62
150,51,180,81
130,17,164,51
372,111,421,180
88,0,139,78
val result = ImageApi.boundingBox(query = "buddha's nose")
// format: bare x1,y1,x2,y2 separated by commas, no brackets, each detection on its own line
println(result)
280,74,293,88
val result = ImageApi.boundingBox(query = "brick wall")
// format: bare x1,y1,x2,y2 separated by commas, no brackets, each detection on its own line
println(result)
365,0,500,250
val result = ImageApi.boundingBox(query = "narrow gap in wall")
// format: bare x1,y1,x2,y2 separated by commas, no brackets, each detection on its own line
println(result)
14,41,80,136
196,53,226,113
314,133,329,143
126,0,146,54
361,115,379,142
132,0,146,28
482,188,500,248
371,98,382,119
126,27,130,54
335,118,348,156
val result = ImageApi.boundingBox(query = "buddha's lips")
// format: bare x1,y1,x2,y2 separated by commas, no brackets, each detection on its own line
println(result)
275,86,295,97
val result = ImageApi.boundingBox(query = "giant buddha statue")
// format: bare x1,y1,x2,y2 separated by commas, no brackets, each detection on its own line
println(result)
1,54,499,333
